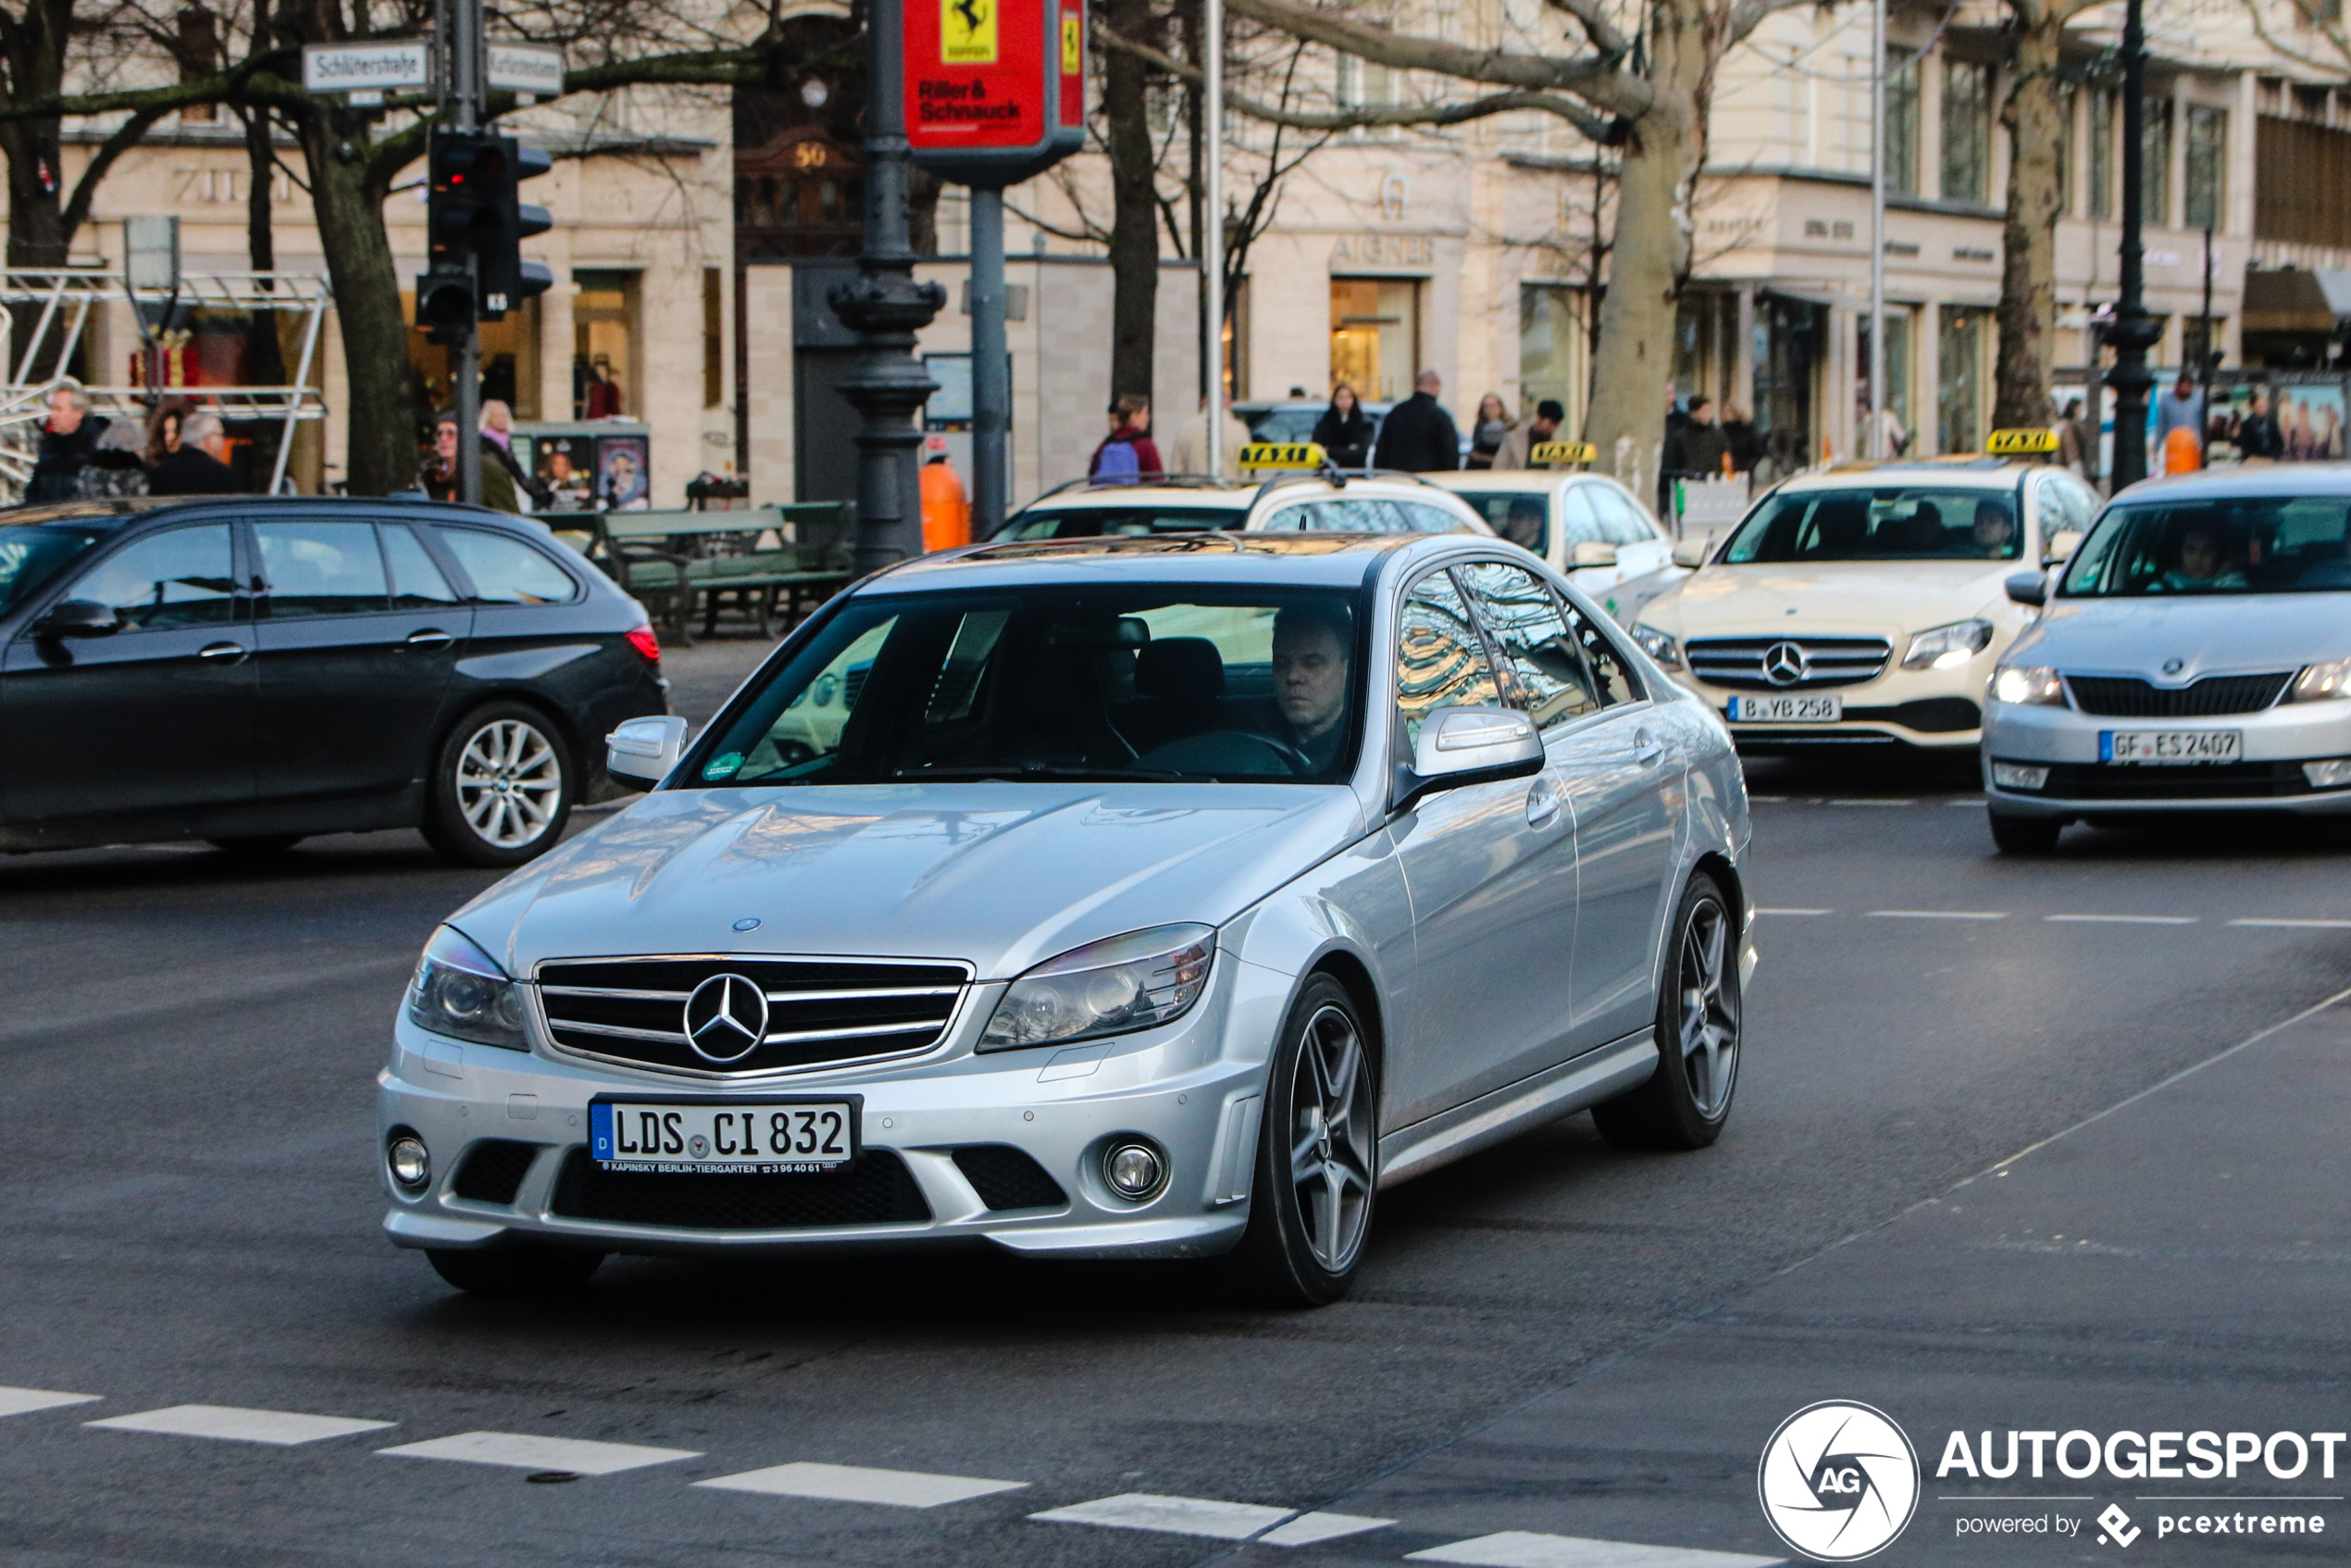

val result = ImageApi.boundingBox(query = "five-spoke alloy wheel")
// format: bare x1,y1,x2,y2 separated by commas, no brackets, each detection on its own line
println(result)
1594,872,1743,1151
1235,975,1377,1305
425,703,574,867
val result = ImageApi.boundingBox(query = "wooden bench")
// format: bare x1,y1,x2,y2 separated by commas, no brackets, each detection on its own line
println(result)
565,504,854,644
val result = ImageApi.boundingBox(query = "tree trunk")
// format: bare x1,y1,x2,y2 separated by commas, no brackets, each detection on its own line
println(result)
1101,0,1159,401
1994,10,2066,431
297,111,419,495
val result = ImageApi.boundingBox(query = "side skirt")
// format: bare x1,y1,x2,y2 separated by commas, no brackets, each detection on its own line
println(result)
1375,1031,1661,1189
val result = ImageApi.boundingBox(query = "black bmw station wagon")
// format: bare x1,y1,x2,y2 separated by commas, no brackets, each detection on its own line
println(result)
0,496,666,865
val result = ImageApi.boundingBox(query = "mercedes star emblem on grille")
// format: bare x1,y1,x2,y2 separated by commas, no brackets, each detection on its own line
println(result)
683,973,768,1063
1761,641,1810,687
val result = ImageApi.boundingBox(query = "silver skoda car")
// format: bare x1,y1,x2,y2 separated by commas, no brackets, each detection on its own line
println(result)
380,533,1756,1304
1984,467,2351,852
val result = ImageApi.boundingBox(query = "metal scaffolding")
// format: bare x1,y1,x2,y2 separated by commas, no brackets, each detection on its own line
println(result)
2,268,332,504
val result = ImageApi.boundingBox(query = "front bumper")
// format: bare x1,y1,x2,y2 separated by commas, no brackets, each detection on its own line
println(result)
1984,696,2351,815
1667,662,1989,750
379,960,1284,1261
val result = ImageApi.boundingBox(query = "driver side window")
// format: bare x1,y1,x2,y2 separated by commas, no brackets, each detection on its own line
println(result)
1395,567,1502,748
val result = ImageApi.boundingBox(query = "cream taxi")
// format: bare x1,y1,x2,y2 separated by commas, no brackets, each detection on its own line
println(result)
1424,467,1686,624
1628,456,2099,751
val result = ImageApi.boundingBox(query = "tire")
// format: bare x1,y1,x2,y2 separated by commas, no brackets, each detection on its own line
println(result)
1989,810,2064,854
208,834,304,857
1593,874,1742,1152
426,1244,604,1296
1230,975,1378,1307
423,703,574,868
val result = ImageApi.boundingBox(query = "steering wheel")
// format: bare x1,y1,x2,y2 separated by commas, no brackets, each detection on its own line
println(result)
1138,729,1316,778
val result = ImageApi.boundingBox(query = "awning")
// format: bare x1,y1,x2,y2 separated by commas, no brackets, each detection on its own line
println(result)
2241,268,2350,334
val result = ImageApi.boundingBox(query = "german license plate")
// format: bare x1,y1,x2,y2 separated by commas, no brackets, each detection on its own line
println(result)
2100,729,2242,765
589,1099,857,1174
1731,693,1842,723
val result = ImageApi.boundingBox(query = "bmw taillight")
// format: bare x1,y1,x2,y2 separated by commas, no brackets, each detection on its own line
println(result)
626,625,660,664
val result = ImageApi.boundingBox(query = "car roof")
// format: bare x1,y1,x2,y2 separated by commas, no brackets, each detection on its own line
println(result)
0,493,523,528
1788,459,2037,490
870,530,1451,591
2108,462,2351,503
0,495,179,528
1019,480,1254,511
1424,471,1607,492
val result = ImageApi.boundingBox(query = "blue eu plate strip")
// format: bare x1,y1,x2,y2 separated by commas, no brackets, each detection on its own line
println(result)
589,1103,614,1160
2098,731,2115,763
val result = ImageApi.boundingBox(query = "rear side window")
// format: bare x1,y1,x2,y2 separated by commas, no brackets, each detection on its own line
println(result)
436,527,580,604
71,524,238,629
1399,502,1477,534
1395,566,1503,746
1454,559,1599,728
381,524,459,606
256,520,388,617
1586,485,1659,545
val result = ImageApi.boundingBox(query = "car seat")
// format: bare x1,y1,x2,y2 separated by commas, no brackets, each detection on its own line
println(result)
1116,637,1227,754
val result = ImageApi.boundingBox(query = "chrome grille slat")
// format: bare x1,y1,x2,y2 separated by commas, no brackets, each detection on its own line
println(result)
765,985,963,1003
1686,635,1894,691
542,985,691,1002
762,1020,945,1045
551,1019,691,1045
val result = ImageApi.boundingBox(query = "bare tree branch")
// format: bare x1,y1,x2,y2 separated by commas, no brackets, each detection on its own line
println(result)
1219,0,1649,116
1540,0,1625,60
59,101,172,239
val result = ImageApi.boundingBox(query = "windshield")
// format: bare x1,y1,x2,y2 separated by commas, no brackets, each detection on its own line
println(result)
693,584,1366,787
1452,492,1550,551
1722,486,2023,563
0,526,106,617
1000,505,1239,541
2061,496,2351,596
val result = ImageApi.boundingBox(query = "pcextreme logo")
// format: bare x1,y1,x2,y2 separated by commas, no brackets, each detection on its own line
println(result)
1758,1401,1922,1562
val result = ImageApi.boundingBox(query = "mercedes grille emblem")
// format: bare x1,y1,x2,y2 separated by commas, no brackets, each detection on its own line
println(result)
683,973,769,1064
1762,641,1810,687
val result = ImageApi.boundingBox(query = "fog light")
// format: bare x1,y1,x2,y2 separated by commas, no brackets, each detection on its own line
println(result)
1102,1140,1165,1201
388,1135,431,1191
2304,758,2351,789
1992,762,2050,790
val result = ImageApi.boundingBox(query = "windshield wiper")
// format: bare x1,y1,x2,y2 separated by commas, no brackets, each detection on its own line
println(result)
891,764,1194,783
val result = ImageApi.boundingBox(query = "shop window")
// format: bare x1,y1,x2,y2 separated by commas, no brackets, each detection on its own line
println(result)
574,268,638,418
1519,284,1583,426
2185,105,2227,231
1942,58,1993,205
1885,49,1921,197
1860,310,1913,445
1330,277,1421,404
2091,90,2117,220
2058,91,2076,216
1937,306,1989,455
2144,96,2173,227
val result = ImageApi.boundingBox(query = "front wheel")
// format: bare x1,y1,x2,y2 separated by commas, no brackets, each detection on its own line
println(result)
1229,975,1378,1307
423,703,574,868
1593,873,1742,1151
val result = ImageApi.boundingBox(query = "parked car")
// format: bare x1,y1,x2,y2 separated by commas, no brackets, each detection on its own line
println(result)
1425,469,1687,623
994,472,1491,541
380,532,1755,1303
0,495,666,865
1984,466,2351,852
1235,397,1394,454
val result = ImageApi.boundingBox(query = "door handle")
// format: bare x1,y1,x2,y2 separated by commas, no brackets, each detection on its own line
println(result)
402,628,456,649
194,641,248,665
1632,728,1664,765
1525,774,1563,827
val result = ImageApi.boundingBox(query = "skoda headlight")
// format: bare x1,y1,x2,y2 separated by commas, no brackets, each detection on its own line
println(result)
2288,658,2351,703
1630,623,1683,668
1902,618,1996,670
1991,666,2065,706
406,926,528,1050
980,924,1215,1051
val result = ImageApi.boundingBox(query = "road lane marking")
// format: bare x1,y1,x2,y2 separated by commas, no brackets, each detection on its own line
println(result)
2046,914,2197,925
2231,917,2351,928
1867,910,2008,920
1030,1492,1292,1538
1826,799,1915,807
1408,1532,1785,1566
1261,1512,1398,1546
697,1462,1026,1508
0,1388,101,1418
378,1431,700,1474
1756,907,1832,916
88,1405,393,1445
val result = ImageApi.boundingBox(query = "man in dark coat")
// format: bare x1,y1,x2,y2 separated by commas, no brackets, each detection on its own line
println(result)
26,382,107,504
1372,369,1461,472
147,411,243,495
1664,395,1732,479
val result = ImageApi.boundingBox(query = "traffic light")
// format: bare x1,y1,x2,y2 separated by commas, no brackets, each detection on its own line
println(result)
417,127,554,331
476,141,554,319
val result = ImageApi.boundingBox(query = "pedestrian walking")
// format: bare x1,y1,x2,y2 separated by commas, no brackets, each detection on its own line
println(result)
1372,369,1460,472
2237,388,2283,461
1089,394,1163,483
1663,395,1732,479
25,380,112,504
421,413,519,512
2154,372,2204,463
1466,393,1513,469
480,398,553,509
147,411,242,495
1496,399,1566,468
1723,404,1762,474
2056,399,2089,475
920,449,970,550
1311,384,1375,469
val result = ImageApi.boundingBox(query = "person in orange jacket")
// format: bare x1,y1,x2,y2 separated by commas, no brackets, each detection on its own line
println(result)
920,449,970,551
2162,422,2204,475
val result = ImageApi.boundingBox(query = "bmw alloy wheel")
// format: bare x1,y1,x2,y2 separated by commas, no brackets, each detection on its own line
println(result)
457,718,565,851
1288,1002,1375,1274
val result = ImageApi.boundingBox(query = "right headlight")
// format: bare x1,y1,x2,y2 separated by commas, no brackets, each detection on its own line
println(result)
1630,623,1683,668
979,924,1215,1052
406,926,529,1050
1990,666,2065,706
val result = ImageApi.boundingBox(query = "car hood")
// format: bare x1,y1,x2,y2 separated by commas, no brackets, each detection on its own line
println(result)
1643,560,2016,638
2009,593,2351,678
449,783,1368,981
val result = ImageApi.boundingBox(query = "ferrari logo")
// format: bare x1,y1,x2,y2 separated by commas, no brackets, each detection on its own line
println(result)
943,0,997,63
1062,11,1081,73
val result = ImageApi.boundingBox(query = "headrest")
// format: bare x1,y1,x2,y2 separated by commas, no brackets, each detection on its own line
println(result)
1135,636,1225,700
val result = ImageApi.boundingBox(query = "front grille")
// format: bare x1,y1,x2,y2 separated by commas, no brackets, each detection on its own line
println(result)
2041,761,2316,800
2065,672,2292,717
952,1145,1069,1211
1687,636,1893,691
535,955,969,1077
451,1139,539,1204
548,1147,931,1229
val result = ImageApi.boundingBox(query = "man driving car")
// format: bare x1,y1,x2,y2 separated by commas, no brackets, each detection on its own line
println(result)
1271,603,1355,774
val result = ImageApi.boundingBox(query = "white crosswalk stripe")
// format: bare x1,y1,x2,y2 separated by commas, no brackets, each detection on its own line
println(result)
0,1388,101,1419
1407,1531,1785,1567
697,1461,1026,1508
378,1431,700,1475
1260,1511,1398,1546
1031,1492,1293,1539
86,1405,393,1445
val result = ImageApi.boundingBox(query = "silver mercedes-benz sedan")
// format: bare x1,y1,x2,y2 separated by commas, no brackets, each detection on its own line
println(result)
379,533,1756,1304
1984,467,2351,852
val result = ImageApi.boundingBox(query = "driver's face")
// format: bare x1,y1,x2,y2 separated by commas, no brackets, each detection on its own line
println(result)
1973,509,2014,550
2181,532,2221,578
1274,624,1349,740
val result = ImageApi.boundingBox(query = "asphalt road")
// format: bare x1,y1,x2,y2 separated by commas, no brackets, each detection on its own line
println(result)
4,670,2349,1568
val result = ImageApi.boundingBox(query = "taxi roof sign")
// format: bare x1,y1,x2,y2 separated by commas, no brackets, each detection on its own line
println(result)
1238,441,1326,472
1528,441,1597,466
1986,428,2059,455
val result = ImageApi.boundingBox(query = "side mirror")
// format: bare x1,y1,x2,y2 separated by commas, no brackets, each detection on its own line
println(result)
1395,706,1543,811
1570,541,1620,568
606,715,690,786
1671,538,1710,569
2003,571,2049,607
2044,529,2084,564
36,599,119,639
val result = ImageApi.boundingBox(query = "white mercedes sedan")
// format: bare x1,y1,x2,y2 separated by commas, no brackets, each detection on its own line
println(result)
379,533,1756,1305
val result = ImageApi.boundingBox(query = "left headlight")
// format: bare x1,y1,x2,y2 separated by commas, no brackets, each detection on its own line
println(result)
1991,666,2065,706
1901,618,1996,670
2288,658,2351,703
406,926,529,1051
979,924,1215,1052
